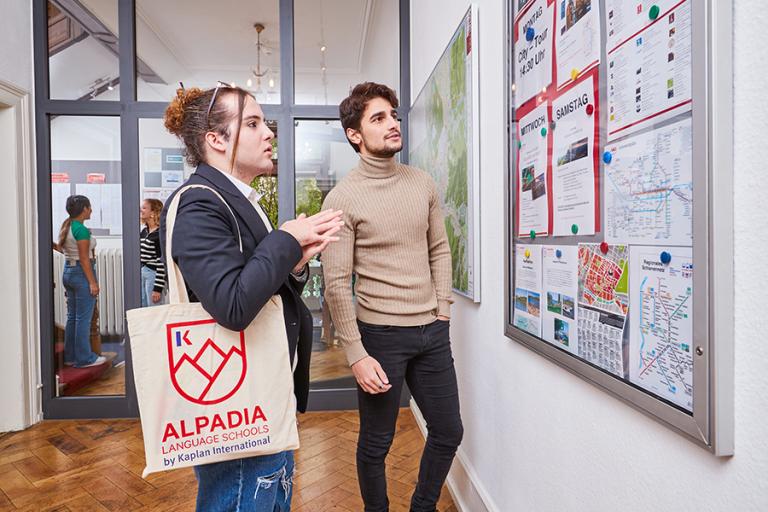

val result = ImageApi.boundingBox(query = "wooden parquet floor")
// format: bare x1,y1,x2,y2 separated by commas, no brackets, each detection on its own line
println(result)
0,409,457,512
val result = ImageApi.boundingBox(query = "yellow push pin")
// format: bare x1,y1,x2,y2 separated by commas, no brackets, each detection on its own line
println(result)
525,248,531,259
570,68,580,81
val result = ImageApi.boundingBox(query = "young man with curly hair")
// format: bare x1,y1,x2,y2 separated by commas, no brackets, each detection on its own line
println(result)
322,82,463,512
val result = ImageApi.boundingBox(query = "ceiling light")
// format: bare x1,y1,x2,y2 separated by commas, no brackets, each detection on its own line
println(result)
268,78,275,88
247,78,253,88
320,45,327,52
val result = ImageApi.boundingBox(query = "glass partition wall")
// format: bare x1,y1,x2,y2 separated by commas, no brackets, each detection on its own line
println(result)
35,0,408,418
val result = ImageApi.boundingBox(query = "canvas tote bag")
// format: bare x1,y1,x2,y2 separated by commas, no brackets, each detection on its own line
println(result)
127,184,299,477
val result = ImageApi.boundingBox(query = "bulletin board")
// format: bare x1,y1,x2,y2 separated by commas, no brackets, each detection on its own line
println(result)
504,0,734,454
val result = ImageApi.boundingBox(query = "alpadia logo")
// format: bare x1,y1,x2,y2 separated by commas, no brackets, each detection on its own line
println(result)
166,320,247,405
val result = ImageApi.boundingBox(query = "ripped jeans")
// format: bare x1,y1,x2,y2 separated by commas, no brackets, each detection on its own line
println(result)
194,451,294,512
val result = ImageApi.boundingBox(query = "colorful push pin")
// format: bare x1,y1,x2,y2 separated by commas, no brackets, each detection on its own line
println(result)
600,241,609,254
518,140,522,149
603,151,613,164
660,251,672,265
541,126,548,137
526,27,535,42
649,5,660,20
571,224,579,235
530,230,536,240
570,68,580,81
525,248,531,259
556,249,563,259
550,120,557,131
586,104,595,116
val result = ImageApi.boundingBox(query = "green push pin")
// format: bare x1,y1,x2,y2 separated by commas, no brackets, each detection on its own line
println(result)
541,127,548,137
571,224,579,235
530,230,536,240
649,5,660,20
518,140,522,149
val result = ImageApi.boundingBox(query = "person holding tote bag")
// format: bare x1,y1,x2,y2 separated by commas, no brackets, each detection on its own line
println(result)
156,83,344,511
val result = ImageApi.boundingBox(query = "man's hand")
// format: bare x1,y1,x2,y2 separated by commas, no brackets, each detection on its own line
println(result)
151,291,162,303
351,356,392,394
436,315,450,322
280,209,344,247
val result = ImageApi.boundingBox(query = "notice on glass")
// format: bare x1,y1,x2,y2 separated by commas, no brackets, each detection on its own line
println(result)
516,104,550,237
551,71,599,236
606,0,691,141
514,244,543,337
542,245,579,355
578,304,627,378
629,246,693,411
514,0,554,108
555,0,601,89
605,0,681,51
604,117,693,246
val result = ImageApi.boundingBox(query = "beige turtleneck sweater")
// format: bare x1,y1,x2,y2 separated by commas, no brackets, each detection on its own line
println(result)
321,154,454,365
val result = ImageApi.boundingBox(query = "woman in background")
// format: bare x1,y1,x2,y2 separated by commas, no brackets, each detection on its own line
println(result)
139,198,166,307
58,195,106,368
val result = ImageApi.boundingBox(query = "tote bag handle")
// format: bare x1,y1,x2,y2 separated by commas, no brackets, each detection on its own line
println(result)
163,184,243,305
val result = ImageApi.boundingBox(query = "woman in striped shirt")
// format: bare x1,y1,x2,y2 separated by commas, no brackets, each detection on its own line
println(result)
139,198,166,307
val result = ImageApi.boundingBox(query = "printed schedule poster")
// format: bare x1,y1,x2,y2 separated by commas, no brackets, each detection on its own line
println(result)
514,0,554,108
551,71,599,236
514,244,543,337
629,246,693,411
555,0,601,89
606,0,692,141
604,116,693,245
516,104,551,236
542,245,579,355
605,0,681,51
577,243,630,377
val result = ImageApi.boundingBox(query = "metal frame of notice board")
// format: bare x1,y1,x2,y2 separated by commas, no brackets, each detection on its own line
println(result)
503,0,734,455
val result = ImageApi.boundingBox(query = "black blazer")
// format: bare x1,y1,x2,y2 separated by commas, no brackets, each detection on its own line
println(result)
159,163,313,412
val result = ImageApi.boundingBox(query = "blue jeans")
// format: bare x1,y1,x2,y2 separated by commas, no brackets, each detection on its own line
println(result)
63,262,98,367
194,451,294,512
140,265,162,307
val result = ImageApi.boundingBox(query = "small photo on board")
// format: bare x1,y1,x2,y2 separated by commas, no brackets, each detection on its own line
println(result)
547,291,562,314
515,288,528,312
557,137,589,166
561,0,592,33
521,165,535,191
527,291,541,317
554,318,570,347
562,295,575,319
532,173,547,200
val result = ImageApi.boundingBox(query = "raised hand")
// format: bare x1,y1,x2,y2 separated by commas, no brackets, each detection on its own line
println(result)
279,209,344,247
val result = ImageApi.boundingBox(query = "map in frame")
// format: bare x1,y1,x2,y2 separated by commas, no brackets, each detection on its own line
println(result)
409,6,480,301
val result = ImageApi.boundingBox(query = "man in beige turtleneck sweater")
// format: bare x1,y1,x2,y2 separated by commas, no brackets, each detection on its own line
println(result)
321,82,463,512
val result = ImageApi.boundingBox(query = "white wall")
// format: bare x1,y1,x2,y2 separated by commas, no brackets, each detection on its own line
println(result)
411,1,768,511
0,0,38,431
0,0,33,92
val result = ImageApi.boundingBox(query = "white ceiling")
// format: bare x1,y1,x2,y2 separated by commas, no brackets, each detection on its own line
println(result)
53,0,399,103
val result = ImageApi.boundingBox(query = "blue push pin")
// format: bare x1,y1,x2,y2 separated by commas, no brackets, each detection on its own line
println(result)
526,27,535,42
556,249,562,259
660,251,672,265
603,151,613,164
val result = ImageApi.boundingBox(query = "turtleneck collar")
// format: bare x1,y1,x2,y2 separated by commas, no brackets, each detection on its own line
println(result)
357,153,398,179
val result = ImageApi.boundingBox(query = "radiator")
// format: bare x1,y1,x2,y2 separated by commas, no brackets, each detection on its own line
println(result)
53,248,124,337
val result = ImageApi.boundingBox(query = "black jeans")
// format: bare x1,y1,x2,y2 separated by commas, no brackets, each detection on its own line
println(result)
356,319,463,512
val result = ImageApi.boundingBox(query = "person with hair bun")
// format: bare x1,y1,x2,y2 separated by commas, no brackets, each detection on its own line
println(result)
160,83,344,511
58,195,107,368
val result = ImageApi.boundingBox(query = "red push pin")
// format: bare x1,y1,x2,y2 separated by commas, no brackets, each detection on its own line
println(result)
586,104,595,116
600,241,609,254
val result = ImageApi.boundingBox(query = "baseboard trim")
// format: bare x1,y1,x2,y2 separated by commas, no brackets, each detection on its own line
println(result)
409,399,498,512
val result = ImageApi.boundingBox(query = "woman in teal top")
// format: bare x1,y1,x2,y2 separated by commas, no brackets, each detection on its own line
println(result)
57,195,106,368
